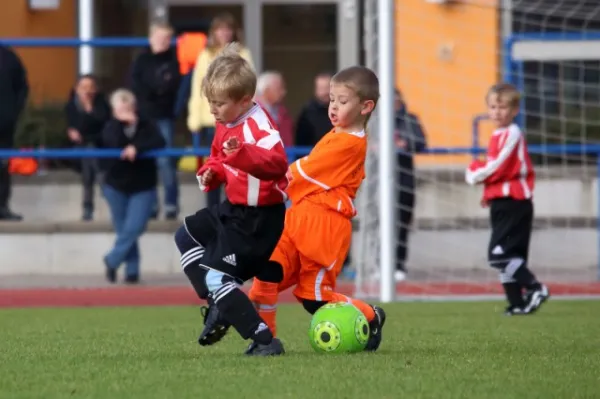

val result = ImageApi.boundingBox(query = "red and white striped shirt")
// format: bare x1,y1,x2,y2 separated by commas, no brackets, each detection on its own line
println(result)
465,123,534,201
197,104,289,206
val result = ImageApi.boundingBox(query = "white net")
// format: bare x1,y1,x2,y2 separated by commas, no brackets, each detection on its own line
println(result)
355,0,600,300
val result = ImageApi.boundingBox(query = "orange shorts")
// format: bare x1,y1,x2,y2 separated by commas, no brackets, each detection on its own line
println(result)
269,201,352,302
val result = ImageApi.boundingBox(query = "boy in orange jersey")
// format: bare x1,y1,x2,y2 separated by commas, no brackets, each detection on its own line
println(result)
247,66,386,354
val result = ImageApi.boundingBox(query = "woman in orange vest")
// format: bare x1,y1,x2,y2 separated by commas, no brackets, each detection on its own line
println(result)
187,12,254,209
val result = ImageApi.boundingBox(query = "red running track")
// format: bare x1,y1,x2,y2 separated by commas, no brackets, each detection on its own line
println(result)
0,282,599,308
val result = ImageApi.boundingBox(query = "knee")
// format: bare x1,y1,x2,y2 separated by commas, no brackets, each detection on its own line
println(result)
174,225,196,254
255,261,283,284
301,299,327,315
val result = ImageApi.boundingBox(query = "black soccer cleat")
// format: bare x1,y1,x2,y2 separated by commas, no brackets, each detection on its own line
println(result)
245,338,285,356
198,304,230,347
504,305,528,316
523,284,550,314
365,305,386,352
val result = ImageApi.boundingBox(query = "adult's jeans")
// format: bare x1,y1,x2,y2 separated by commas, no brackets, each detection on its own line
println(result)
156,119,179,214
102,184,156,278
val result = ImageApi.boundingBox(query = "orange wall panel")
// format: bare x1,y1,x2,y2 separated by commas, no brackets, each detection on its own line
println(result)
0,0,77,104
395,0,498,165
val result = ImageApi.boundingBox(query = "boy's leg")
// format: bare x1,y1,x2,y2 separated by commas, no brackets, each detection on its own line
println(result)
489,199,548,314
248,229,300,337
293,256,385,351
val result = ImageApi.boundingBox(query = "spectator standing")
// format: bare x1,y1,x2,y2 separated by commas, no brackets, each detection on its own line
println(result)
65,74,111,221
187,12,254,209
100,89,165,284
255,71,294,147
131,22,181,220
295,72,333,148
0,45,29,221
394,89,427,281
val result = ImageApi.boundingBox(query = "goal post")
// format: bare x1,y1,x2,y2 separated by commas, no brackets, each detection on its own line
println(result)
355,0,600,302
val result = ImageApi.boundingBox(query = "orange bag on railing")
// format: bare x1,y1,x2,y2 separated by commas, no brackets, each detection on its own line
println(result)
9,149,38,176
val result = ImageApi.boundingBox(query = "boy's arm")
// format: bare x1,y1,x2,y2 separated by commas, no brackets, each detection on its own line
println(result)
465,126,520,185
197,133,226,192
225,139,288,181
292,134,366,189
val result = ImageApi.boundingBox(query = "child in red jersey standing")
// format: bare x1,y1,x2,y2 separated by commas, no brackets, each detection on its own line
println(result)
466,83,549,316
174,44,289,355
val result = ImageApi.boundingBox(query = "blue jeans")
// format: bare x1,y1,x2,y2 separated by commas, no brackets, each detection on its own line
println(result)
102,184,156,277
200,127,221,208
156,119,179,214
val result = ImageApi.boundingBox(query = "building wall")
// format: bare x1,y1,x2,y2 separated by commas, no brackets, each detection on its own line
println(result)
0,0,77,104
395,0,499,165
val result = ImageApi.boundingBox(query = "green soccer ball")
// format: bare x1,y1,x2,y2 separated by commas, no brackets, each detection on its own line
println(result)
308,302,370,354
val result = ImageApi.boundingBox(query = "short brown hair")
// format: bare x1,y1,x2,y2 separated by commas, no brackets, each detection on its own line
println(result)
332,66,380,105
487,83,521,108
202,43,256,101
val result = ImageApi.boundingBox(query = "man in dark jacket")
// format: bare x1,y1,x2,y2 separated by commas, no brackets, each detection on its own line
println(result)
65,74,111,221
0,45,29,221
130,22,181,220
394,89,427,281
295,72,333,149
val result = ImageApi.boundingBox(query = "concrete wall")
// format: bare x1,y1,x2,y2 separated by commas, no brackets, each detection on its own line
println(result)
0,169,597,281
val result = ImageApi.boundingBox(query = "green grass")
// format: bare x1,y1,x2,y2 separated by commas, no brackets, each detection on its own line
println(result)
1,301,599,399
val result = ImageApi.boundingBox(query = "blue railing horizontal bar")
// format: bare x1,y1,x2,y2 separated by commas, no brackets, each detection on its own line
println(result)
0,37,174,48
0,144,598,159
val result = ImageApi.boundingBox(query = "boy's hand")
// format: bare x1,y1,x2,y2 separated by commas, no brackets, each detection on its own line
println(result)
201,168,215,186
120,144,137,162
223,137,241,156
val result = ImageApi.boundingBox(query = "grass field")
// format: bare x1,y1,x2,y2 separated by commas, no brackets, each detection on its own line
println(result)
1,300,599,399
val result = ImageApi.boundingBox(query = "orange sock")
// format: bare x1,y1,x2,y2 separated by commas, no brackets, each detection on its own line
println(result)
329,292,376,322
248,280,279,336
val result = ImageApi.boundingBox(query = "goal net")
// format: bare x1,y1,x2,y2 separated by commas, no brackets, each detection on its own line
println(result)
355,0,600,301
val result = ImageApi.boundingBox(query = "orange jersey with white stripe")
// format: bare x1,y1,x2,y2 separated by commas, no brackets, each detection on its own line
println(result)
287,129,367,218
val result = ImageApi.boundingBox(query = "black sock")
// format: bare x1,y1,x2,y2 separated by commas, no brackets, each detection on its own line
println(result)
502,282,525,307
183,265,209,300
214,283,273,344
513,266,541,291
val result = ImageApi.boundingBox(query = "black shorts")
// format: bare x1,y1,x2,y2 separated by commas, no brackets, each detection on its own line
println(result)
488,198,533,264
183,200,286,281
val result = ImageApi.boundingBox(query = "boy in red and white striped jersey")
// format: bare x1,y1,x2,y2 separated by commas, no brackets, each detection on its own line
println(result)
466,83,549,316
174,44,288,355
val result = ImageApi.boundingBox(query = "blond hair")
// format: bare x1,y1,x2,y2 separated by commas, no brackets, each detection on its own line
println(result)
487,83,521,109
202,43,256,101
149,21,173,35
110,89,136,109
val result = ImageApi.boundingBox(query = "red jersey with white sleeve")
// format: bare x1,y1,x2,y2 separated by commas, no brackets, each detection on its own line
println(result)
465,123,534,201
196,104,289,206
